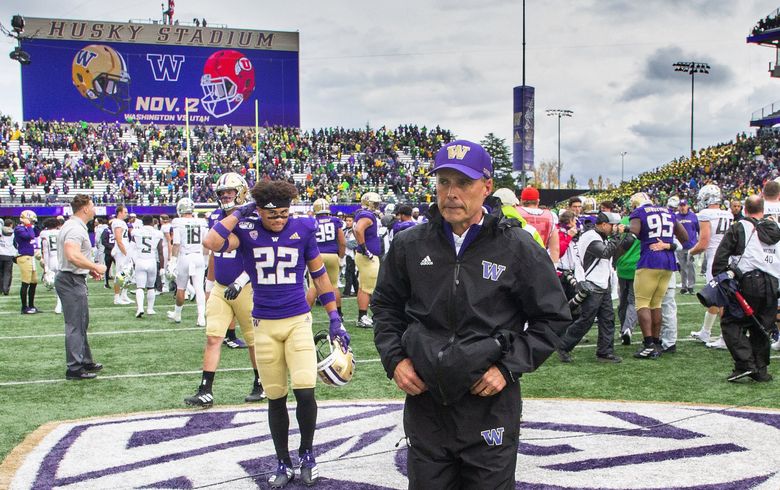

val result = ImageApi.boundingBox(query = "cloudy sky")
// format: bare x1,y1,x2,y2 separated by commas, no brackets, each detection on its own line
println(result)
0,0,778,185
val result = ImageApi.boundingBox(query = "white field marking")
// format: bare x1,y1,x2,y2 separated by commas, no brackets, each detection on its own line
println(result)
0,319,333,339
0,359,382,387
0,327,203,340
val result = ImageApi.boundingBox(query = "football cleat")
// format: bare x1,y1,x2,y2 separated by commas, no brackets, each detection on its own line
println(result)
167,310,182,323
706,337,727,350
245,383,267,402
356,315,373,329
135,309,144,319
197,316,206,328
184,390,214,408
268,460,294,488
621,330,632,346
223,337,247,349
146,308,156,315
727,369,753,382
633,345,660,359
690,329,710,343
298,450,319,486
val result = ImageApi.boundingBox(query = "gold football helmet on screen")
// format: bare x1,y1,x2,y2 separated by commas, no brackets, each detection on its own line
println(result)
72,44,131,114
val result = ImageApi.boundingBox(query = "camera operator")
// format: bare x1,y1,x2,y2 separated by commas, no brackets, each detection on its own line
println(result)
558,212,634,363
712,195,779,382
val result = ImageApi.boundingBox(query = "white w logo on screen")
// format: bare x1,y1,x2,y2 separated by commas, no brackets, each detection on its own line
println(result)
146,54,186,81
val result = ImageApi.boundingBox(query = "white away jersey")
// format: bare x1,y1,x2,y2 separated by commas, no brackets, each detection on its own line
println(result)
172,217,208,255
133,225,164,261
39,229,59,266
764,200,780,222
697,208,733,253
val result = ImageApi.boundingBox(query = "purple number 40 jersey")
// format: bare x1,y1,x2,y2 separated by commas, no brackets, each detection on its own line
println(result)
232,215,321,319
630,204,678,271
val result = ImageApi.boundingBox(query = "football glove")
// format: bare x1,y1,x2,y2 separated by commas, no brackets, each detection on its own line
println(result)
232,202,257,219
328,310,350,350
357,244,373,260
224,272,250,301
166,257,178,281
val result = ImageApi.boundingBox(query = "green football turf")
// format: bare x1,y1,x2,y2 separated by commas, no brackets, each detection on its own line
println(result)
0,270,778,462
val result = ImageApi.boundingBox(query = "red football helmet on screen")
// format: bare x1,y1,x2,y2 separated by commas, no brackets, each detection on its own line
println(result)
200,49,255,118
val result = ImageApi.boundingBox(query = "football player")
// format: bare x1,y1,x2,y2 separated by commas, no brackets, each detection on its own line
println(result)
168,198,208,326
159,214,174,292
305,198,346,317
353,192,382,328
185,173,266,408
15,210,41,314
688,184,733,348
39,218,63,314
629,192,688,359
204,180,350,488
131,215,165,318
111,205,134,305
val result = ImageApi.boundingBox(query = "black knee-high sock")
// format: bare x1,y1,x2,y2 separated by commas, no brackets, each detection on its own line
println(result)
28,283,37,308
20,283,29,310
293,388,317,454
268,396,291,464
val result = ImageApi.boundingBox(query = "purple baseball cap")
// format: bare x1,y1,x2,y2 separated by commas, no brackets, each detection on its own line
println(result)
430,140,493,179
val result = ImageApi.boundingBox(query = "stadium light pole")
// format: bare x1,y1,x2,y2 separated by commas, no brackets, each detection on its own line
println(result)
673,61,710,159
546,109,573,189
620,151,628,183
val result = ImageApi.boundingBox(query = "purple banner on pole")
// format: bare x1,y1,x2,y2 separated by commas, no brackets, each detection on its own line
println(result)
513,85,535,172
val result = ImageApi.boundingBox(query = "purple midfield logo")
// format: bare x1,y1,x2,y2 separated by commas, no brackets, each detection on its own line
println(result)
4,400,780,489
482,260,506,281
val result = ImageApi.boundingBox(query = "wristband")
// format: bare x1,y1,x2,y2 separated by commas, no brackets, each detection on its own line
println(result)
310,265,327,279
234,272,250,288
319,291,336,306
213,222,231,240
231,210,243,221
205,279,215,292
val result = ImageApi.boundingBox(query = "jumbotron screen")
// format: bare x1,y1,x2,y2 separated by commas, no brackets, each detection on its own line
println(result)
19,17,300,126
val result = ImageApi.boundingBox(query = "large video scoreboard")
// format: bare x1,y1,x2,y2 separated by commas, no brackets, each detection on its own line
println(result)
19,17,299,126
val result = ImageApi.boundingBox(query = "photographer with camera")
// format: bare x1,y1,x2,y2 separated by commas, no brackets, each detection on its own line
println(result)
712,195,779,382
557,212,634,364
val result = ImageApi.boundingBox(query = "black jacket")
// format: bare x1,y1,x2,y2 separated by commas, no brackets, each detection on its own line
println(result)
372,203,572,405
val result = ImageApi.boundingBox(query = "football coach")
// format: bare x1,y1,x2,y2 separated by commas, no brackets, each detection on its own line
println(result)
373,140,571,489
58,194,106,380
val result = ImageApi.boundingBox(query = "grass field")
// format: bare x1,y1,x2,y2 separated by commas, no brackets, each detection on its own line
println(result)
1,269,779,463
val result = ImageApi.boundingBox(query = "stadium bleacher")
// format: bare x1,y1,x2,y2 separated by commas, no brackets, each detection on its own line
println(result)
0,115,452,206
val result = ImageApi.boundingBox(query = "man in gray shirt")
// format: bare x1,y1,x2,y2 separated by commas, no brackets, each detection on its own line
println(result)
57,194,107,380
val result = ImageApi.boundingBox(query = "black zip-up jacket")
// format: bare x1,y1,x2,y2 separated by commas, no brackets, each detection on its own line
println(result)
372,202,572,405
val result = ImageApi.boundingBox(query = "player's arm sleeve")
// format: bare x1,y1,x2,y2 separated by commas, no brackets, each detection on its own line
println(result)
499,235,572,380
712,223,743,275
372,236,412,380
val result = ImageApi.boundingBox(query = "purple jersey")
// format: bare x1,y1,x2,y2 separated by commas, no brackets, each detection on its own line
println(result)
354,209,382,255
314,215,343,254
233,215,320,319
209,210,246,286
675,209,699,250
630,204,678,271
392,219,416,237
14,225,39,256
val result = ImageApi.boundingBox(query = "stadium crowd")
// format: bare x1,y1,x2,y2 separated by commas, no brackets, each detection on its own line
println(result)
0,114,453,206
